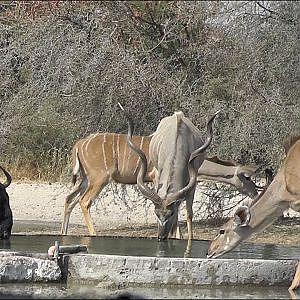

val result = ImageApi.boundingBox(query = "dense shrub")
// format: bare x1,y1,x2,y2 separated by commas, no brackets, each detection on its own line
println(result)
0,1,299,181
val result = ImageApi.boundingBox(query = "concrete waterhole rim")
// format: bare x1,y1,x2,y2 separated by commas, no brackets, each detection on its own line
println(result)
0,242,298,289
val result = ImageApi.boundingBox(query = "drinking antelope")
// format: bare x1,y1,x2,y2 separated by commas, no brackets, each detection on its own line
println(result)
207,134,300,291
0,166,13,240
122,104,220,252
61,135,261,236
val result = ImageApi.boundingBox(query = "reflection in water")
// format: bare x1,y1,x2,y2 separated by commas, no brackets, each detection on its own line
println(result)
1,235,300,260
79,236,92,246
0,236,299,299
156,239,177,257
261,243,279,260
289,289,300,300
0,239,11,250
0,282,295,299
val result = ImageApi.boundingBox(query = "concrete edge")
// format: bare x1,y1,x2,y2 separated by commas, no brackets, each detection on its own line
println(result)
66,253,298,287
0,253,61,283
0,251,297,287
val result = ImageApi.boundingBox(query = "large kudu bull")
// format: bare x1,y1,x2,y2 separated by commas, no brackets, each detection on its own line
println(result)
61,131,260,236
120,103,219,252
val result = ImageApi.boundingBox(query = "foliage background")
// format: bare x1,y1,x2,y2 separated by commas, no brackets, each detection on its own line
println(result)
0,0,299,182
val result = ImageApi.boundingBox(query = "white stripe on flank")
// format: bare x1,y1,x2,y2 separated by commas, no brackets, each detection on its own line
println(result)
122,135,127,174
117,134,120,170
84,134,96,160
126,136,132,173
79,134,94,178
112,134,115,162
102,133,109,175
133,136,144,176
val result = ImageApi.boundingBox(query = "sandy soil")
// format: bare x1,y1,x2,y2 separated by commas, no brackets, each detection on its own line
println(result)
6,181,300,246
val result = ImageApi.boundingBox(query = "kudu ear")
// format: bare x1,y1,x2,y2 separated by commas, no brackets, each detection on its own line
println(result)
167,198,183,210
233,205,251,227
241,170,253,179
174,199,183,207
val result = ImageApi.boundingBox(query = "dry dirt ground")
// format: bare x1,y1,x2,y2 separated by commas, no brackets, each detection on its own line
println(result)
7,182,300,247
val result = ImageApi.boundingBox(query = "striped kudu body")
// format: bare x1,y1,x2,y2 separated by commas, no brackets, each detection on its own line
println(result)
122,106,220,252
207,135,300,291
61,132,154,235
61,132,260,236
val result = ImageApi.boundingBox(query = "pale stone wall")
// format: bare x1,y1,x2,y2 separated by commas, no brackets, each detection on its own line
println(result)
68,253,297,286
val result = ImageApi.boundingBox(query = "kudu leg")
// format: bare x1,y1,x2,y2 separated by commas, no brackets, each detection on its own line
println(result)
289,261,300,291
61,180,86,235
288,290,299,300
184,197,194,256
79,177,109,236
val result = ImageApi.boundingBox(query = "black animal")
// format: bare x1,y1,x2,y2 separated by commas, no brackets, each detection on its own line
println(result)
0,166,13,239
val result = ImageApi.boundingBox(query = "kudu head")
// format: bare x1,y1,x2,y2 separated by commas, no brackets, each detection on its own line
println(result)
118,102,219,240
234,165,260,198
0,166,13,240
207,168,273,258
153,195,182,241
233,161,274,199
207,205,252,258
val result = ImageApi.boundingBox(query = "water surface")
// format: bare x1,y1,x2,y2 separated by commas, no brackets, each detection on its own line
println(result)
0,282,297,299
0,235,299,299
1,234,300,260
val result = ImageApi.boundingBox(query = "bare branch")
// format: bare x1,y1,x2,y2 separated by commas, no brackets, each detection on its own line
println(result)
256,1,297,25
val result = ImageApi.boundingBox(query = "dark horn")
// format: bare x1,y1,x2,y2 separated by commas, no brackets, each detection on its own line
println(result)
0,166,12,188
264,168,274,184
254,167,273,190
189,110,220,162
118,102,161,205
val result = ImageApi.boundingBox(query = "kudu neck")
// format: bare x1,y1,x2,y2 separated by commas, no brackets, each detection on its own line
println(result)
197,160,237,185
247,175,289,236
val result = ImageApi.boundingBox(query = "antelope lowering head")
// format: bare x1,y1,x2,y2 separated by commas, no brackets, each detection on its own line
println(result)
119,103,219,241
207,138,298,259
207,205,252,258
199,156,262,199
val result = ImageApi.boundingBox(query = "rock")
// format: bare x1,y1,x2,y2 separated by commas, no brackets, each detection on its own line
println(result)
0,255,61,282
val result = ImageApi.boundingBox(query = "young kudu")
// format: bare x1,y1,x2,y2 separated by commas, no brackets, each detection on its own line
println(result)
207,135,300,291
122,105,220,252
61,135,260,236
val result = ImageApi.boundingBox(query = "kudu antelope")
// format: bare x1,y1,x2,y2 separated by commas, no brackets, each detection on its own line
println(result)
61,135,260,236
198,156,261,198
207,135,300,291
0,166,13,240
122,104,220,247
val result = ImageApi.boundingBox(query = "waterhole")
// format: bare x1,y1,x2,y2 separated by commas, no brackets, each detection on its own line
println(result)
0,235,299,299
1,234,300,260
